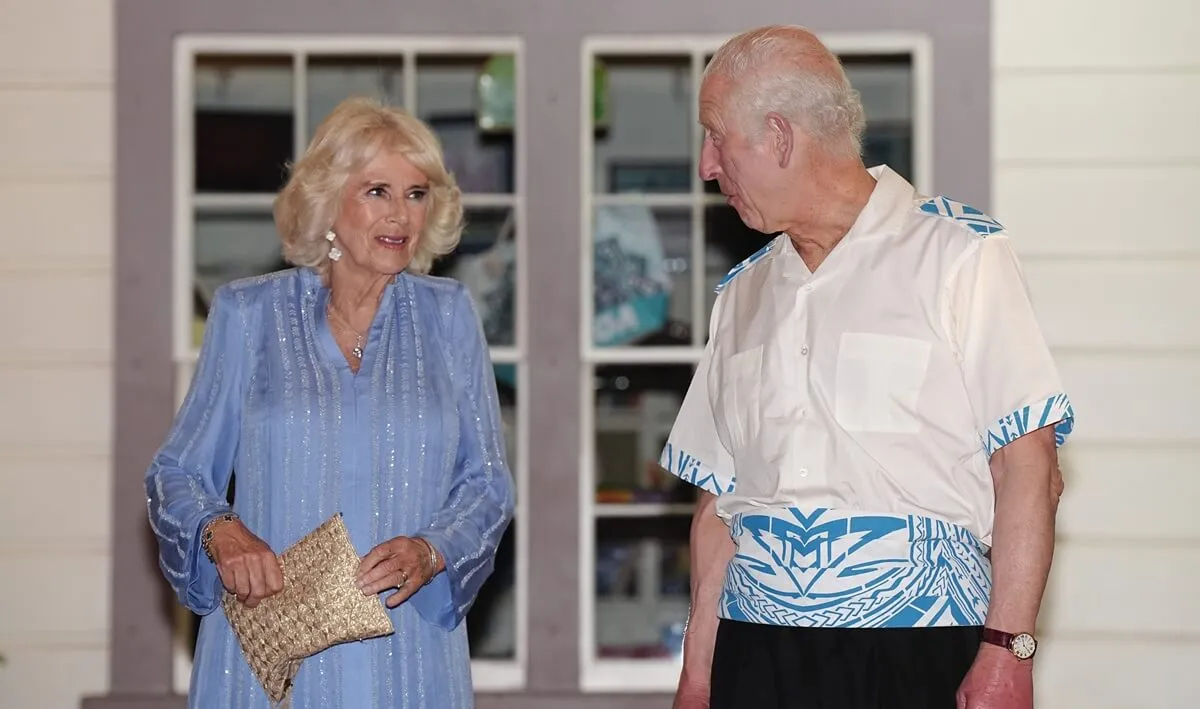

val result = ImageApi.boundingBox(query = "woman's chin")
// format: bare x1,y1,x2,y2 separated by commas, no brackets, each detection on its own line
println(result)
369,248,415,274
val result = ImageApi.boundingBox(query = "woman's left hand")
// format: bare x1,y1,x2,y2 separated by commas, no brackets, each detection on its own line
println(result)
356,536,442,608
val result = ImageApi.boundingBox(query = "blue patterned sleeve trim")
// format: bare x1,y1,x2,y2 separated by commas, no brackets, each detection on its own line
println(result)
658,443,735,495
714,236,779,294
984,393,1075,456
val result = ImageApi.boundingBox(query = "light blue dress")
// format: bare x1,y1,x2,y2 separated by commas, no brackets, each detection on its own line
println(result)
146,267,515,708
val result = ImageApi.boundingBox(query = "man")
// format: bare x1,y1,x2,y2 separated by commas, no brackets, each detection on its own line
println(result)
660,25,1073,709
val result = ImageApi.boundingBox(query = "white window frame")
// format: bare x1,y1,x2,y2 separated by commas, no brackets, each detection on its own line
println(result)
171,34,529,693
577,32,933,692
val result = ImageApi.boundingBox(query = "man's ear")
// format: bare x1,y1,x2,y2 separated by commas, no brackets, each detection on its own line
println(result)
765,112,793,168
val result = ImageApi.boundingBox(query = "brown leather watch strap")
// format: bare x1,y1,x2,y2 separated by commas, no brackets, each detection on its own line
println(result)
980,627,1013,648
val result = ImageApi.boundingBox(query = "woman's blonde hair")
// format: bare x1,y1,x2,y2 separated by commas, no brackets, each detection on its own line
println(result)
274,96,464,276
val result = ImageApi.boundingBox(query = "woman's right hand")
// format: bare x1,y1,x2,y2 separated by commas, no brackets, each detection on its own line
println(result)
206,519,284,608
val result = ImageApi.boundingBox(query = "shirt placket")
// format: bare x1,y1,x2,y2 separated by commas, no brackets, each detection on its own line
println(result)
790,277,824,489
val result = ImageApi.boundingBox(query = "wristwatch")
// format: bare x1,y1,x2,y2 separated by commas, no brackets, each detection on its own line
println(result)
981,627,1038,660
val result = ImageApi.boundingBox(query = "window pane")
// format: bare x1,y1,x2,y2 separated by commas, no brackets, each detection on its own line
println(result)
194,55,293,193
192,210,283,347
468,375,518,660
843,55,914,183
307,55,405,138
703,205,774,330
436,207,517,348
592,206,691,348
595,515,690,659
593,363,695,501
417,55,515,194
593,56,692,194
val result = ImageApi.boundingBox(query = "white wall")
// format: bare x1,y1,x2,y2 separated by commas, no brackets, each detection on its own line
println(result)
0,1,114,708
993,1,1200,706
0,1,1196,707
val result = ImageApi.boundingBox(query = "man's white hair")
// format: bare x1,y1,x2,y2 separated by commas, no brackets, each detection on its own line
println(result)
704,25,867,157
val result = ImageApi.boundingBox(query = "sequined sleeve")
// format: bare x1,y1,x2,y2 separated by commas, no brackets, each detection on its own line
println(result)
411,285,516,630
145,286,246,614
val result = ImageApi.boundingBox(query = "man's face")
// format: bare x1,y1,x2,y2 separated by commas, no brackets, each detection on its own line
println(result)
697,75,784,234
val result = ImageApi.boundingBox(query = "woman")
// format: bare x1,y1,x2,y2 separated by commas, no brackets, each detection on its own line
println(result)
147,96,515,708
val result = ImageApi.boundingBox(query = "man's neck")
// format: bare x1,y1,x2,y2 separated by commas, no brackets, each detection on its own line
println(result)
783,166,877,272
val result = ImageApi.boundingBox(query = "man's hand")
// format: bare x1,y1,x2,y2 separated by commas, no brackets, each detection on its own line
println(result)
966,425,1058,708
672,492,733,709
672,679,711,709
956,644,1034,709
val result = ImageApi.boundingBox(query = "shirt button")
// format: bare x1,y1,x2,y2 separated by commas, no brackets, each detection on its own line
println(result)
799,468,809,477
804,283,814,292
800,345,809,356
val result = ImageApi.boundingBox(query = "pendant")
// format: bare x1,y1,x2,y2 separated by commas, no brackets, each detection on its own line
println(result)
352,345,364,360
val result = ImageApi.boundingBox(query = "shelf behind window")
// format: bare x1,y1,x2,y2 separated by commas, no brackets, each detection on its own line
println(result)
594,502,693,517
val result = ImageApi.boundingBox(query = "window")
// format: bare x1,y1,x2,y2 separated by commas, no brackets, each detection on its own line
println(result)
578,35,930,691
172,35,527,691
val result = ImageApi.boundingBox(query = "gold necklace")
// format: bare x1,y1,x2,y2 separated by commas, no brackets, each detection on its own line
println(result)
327,304,366,360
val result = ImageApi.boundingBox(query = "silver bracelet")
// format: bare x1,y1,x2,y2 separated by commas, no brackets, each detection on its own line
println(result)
201,512,239,563
418,537,439,574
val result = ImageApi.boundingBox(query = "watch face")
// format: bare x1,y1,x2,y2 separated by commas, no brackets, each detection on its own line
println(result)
1010,633,1037,659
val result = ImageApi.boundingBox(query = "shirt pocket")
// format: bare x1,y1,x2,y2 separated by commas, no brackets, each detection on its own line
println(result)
720,345,764,448
834,332,932,434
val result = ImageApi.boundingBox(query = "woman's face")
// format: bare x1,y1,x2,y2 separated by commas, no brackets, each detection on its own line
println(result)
330,150,429,279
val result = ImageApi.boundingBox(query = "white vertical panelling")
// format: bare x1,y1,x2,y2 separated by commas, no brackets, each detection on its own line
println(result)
1057,445,1200,541
1042,544,1200,636
1058,354,1200,443
0,367,112,452
998,166,1200,257
0,89,113,180
0,647,108,709
994,1,1200,706
0,456,112,549
1035,639,1200,709
0,1,115,706
1023,261,1200,350
0,0,113,85
994,73,1200,164
0,272,113,363
995,0,1200,69
0,181,114,268
0,556,111,638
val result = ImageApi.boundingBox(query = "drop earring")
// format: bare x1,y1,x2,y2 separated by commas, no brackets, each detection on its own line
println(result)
325,229,342,262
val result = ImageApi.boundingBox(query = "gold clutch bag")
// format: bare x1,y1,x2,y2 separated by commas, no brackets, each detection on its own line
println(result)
222,513,395,704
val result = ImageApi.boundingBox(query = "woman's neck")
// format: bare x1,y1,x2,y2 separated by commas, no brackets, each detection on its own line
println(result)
327,267,394,331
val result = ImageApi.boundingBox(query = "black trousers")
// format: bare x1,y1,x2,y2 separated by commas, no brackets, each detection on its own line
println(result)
710,619,982,709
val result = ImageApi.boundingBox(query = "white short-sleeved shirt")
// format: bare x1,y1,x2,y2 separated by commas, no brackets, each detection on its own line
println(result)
660,165,1074,628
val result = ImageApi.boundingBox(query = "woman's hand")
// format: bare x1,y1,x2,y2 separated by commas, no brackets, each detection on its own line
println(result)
356,536,444,608
206,519,284,608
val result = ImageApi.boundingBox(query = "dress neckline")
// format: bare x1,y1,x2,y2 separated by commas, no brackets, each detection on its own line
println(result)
308,269,403,378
